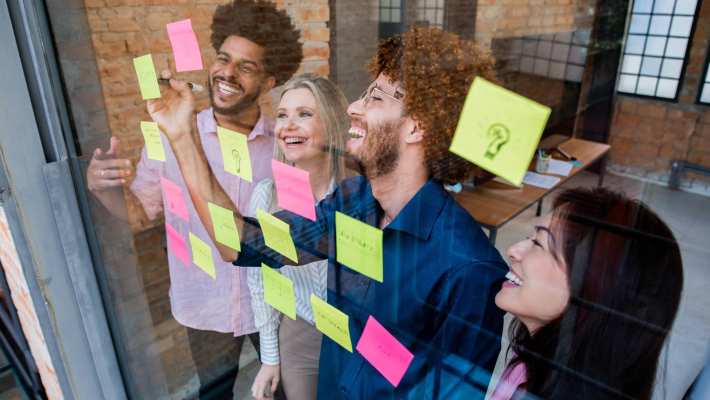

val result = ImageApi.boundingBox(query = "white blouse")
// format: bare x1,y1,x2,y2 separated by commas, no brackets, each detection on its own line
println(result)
245,178,331,365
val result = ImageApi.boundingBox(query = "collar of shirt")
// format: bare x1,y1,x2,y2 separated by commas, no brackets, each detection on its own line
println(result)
383,179,447,241
198,107,275,140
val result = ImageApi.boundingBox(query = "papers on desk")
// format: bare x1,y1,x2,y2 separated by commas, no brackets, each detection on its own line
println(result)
546,159,574,176
523,172,561,189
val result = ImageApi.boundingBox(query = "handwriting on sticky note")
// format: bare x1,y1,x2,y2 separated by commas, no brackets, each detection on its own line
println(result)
133,54,161,100
166,19,203,72
311,294,352,352
335,212,383,282
189,232,216,279
207,202,240,251
262,263,296,319
160,177,189,221
140,121,166,161
272,160,316,221
356,316,414,387
449,77,551,186
257,209,298,263
217,127,252,182
165,222,190,266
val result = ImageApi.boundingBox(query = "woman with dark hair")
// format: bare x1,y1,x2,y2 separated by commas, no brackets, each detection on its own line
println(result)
491,187,683,400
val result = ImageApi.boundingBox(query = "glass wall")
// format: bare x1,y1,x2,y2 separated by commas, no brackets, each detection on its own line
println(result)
34,0,710,398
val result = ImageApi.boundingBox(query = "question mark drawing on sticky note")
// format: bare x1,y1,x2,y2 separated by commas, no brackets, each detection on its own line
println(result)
232,149,241,174
484,123,510,160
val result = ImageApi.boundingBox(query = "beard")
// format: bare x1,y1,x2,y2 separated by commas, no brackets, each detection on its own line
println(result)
359,120,401,179
208,77,260,116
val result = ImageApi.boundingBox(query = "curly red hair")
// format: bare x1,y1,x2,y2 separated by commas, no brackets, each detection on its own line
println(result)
368,27,498,184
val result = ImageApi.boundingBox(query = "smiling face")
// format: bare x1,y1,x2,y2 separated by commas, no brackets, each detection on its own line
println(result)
275,87,328,166
495,214,570,333
346,73,406,178
208,35,274,116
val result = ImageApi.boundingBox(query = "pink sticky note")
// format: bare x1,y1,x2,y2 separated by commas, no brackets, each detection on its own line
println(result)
165,222,190,266
356,316,414,387
272,160,316,221
160,177,189,221
166,19,203,72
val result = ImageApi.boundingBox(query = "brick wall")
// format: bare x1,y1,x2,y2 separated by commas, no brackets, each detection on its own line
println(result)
608,0,710,189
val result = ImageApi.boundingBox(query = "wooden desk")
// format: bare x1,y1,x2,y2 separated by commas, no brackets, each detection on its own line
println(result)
455,138,610,244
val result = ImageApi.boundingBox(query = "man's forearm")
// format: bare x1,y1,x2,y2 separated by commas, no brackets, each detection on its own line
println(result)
170,130,243,262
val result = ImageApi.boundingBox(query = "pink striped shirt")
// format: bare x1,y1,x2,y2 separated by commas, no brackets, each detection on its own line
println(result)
131,107,274,335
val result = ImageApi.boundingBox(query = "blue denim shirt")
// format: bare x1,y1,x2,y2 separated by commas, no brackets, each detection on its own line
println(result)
237,176,507,399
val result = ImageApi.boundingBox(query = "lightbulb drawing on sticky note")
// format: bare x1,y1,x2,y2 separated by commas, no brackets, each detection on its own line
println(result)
217,126,252,181
449,77,551,186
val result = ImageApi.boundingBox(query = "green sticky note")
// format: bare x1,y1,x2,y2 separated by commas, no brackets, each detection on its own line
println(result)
449,77,551,186
335,212,383,282
311,294,352,352
257,209,298,263
140,121,166,161
217,127,252,182
261,263,296,320
133,54,161,100
188,232,216,279
207,202,241,251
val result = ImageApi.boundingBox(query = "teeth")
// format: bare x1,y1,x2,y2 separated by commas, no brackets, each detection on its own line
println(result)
505,271,523,286
217,81,241,95
284,137,306,144
348,128,365,139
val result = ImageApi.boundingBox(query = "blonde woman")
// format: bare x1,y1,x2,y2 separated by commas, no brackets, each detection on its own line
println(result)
246,74,349,400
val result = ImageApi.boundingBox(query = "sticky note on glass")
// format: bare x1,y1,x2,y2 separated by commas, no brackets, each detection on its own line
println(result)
165,222,190,266
356,315,414,387
217,127,252,182
140,121,166,161
207,202,241,251
449,77,551,186
133,54,161,100
311,294,352,352
261,263,296,320
335,212,383,282
160,177,189,221
189,232,216,279
256,209,298,263
272,160,316,221
166,19,203,72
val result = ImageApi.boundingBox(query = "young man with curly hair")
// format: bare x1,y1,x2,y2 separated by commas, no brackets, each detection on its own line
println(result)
85,0,302,392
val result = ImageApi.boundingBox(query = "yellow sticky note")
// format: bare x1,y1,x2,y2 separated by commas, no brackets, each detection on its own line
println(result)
207,202,240,251
133,54,161,100
449,77,551,186
257,209,298,263
262,263,296,320
217,127,252,182
311,294,352,352
335,212,383,282
140,121,166,161
188,232,216,279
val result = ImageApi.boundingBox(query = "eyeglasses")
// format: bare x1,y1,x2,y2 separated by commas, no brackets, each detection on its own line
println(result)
358,85,403,107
